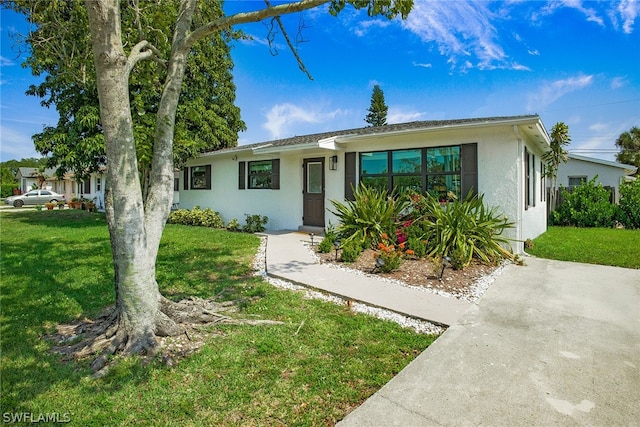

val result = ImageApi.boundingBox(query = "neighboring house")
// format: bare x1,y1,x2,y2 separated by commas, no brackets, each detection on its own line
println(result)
180,115,552,254
14,167,106,210
555,154,637,203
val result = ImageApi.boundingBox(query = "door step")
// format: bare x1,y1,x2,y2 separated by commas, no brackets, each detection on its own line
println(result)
297,225,325,235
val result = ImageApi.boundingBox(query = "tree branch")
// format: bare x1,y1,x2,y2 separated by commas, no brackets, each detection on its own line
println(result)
126,40,166,75
265,0,314,80
184,0,329,50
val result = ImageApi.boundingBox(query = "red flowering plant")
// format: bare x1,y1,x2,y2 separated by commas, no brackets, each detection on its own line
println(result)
373,233,410,273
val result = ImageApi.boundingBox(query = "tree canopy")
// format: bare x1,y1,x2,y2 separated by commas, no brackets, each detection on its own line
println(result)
615,126,640,173
7,0,245,189
543,121,571,213
365,84,388,126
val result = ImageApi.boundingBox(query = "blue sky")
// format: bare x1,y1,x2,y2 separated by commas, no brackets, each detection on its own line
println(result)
1,1,639,163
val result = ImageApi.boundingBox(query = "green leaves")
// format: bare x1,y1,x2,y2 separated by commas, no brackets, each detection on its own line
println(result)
12,0,244,183
329,183,409,247
330,185,515,270
417,192,515,267
328,0,414,19
551,177,617,228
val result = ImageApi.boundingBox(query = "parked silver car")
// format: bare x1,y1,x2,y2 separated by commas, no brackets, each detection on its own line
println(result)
4,190,66,208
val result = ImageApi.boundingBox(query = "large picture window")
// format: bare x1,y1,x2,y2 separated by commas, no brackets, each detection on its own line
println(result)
248,159,280,189
359,145,468,201
426,146,460,201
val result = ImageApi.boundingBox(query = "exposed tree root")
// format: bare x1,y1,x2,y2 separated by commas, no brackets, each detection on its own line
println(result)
46,296,282,377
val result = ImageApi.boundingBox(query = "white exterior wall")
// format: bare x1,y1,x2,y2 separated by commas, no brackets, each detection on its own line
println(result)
557,158,625,188
182,151,342,230
181,120,549,254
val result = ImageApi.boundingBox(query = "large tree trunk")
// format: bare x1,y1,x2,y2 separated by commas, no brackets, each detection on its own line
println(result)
80,0,337,371
85,0,169,359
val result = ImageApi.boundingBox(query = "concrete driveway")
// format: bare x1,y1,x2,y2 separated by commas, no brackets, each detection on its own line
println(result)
339,256,640,426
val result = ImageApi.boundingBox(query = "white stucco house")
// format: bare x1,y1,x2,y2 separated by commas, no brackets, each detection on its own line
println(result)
180,115,552,254
555,154,637,203
15,167,107,209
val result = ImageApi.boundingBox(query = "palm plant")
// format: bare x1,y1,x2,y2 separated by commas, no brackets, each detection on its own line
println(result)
543,122,571,212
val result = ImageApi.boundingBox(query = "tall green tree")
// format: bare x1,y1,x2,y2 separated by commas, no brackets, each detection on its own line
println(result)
365,84,388,126
615,126,640,174
9,0,413,370
9,0,245,194
543,121,571,213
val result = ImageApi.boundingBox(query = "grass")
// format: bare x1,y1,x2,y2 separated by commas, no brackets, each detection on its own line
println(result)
0,210,435,425
527,226,640,269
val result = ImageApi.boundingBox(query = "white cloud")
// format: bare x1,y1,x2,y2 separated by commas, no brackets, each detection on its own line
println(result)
536,1,605,27
353,19,391,37
262,103,345,139
0,125,40,161
614,0,639,33
528,49,540,56
527,74,594,111
0,56,14,66
535,0,638,33
387,108,427,124
401,1,513,71
611,76,627,89
589,122,609,132
413,62,432,68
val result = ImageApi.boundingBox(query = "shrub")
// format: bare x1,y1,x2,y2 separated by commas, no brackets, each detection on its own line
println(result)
318,224,338,254
616,179,640,229
406,236,427,259
242,214,268,233
227,218,240,232
329,183,408,247
372,233,410,273
340,240,363,263
551,177,616,227
416,191,515,267
168,206,224,228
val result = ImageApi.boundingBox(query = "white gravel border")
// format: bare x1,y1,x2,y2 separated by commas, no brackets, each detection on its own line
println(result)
252,236,446,335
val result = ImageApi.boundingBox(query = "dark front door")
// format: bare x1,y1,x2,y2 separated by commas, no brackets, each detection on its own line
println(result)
303,158,325,227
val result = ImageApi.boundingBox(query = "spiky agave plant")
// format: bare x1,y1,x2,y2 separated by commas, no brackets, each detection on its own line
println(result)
417,192,515,268
329,183,409,248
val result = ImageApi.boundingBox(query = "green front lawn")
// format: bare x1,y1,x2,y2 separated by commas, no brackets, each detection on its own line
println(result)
0,210,435,425
527,226,640,269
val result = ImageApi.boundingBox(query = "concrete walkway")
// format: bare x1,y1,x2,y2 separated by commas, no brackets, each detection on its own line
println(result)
264,231,640,426
264,231,471,326
338,257,640,426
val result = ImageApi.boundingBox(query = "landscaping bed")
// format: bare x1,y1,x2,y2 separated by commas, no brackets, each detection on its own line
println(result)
313,247,504,303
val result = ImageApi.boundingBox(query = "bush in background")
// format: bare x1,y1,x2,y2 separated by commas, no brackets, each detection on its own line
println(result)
616,179,640,229
551,177,616,228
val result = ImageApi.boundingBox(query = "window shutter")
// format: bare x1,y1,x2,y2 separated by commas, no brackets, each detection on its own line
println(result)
183,168,189,190
344,152,356,201
238,161,245,190
271,159,280,189
524,147,530,210
204,165,212,190
461,143,478,198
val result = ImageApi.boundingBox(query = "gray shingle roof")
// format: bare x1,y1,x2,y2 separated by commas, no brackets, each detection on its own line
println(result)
204,114,541,156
